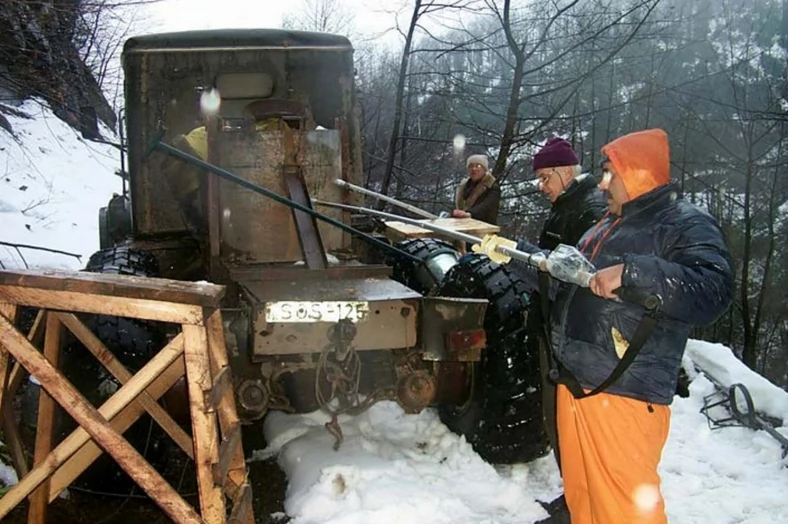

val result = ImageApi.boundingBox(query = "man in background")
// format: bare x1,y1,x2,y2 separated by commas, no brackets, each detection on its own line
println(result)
529,137,606,468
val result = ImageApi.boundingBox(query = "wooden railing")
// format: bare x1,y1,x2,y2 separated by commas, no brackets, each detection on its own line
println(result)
0,269,253,524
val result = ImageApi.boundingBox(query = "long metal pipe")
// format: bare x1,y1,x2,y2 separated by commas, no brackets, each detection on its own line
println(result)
334,179,438,219
312,199,559,279
314,200,664,310
147,140,422,264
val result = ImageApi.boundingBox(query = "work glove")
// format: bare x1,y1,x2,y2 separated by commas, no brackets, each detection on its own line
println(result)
471,234,517,264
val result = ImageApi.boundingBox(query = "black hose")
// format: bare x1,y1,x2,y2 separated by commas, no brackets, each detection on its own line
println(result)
148,140,421,264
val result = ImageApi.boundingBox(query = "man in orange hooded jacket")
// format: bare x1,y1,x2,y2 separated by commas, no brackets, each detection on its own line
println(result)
475,129,734,524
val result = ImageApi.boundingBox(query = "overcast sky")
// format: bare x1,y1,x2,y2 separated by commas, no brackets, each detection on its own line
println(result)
141,0,413,44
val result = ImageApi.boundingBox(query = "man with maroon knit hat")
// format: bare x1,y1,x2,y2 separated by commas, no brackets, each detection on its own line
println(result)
532,137,606,250
529,137,606,472
475,129,734,524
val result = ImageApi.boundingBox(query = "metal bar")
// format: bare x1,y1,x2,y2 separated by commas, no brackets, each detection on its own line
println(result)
149,140,422,265
334,179,438,219
313,200,550,272
283,167,327,269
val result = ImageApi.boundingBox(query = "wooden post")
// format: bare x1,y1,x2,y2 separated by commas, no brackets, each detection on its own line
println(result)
183,322,225,523
28,312,62,524
0,302,27,477
0,302,17,427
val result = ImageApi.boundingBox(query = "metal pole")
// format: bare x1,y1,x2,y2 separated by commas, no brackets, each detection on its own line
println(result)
148,140,422,264
334,179,438,219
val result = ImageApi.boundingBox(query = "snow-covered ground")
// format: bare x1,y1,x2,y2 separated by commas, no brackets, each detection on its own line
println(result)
257,340,788,524
1,101,787,523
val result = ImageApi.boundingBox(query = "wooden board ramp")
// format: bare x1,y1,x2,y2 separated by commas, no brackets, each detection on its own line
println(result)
0,269,254,524
384,217,500,245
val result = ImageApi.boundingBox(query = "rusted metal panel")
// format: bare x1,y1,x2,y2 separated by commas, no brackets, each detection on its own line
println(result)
228,264,392,281
215,128,346,263
242,277,421,302
251,299,417,356
243,275,419,356
419,296,488,362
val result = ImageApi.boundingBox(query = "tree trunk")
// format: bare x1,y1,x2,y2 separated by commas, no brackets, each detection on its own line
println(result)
378,0,421,206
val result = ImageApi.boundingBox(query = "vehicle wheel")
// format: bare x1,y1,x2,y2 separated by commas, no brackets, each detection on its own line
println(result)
388,237,459,295
436,254,548,464
59,246,183,494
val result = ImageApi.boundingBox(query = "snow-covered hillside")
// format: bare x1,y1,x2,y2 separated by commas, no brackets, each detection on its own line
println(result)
0,100,121,270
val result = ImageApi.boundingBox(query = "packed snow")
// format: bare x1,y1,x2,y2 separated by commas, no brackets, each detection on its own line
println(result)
1,102,787,523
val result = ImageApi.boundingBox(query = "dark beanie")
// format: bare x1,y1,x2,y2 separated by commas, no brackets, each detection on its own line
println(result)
532,137,580,171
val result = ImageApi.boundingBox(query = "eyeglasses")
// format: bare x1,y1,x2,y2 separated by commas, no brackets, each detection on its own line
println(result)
536,169,559,187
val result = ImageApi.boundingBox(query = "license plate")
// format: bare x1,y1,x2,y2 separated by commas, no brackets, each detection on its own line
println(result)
265,301,370,323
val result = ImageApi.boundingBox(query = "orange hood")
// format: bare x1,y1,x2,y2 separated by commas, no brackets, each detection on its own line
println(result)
601,129,670,200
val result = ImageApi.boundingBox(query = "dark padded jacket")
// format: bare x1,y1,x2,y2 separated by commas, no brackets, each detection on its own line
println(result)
538,174,607,251
547,183,734,404
456,174,501,225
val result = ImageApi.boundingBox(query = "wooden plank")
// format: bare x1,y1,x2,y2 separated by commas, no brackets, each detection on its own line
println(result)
227,483,252,524
0,302,17,412
0,269,225,307
0,320,201,524
56,312,194,459
212,425,240,487
48,353,185,502
384,217,500,243
205,366,229,413
205,310,248,498
49,352,186,502
183,324,225,523
0,286,207,324
2,406,28,478
28,313,63,524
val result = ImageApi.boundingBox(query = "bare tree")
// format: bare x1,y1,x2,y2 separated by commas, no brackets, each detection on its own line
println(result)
282,0,355,36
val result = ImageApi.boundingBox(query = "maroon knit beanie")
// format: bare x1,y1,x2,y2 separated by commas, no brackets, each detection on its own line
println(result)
532,137,580,171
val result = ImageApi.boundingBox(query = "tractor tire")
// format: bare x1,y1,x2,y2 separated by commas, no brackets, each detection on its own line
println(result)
388,237,459,295
60,246,181,494
436,253,549,464
83,246,164,369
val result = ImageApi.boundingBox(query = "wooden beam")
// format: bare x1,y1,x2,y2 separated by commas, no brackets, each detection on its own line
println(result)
28,313,63,524
48,354,185,501
183,323,225,523
0,302,17,422
205,309,248,497
56,312,194,459
0,319,201,524
0,269,225,307
212,425,240,488
0,286,207,324
227,483,252,524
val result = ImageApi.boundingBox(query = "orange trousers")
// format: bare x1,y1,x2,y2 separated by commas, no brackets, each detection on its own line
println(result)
556,385,670,524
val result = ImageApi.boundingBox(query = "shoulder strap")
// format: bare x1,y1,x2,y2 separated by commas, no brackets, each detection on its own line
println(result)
552,312,659,399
